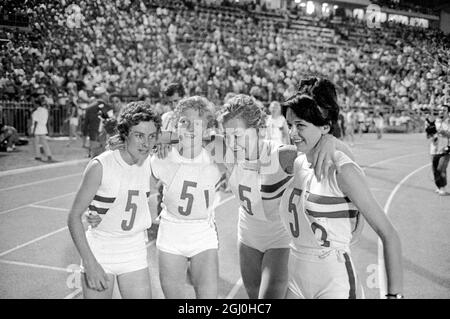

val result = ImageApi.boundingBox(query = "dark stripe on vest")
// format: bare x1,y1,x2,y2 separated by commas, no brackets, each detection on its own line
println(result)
307,193,351,205
306,209,358,218
88,205,109,215
260,175,293,193
215,173,227,189
262,189,285,200
93,195,116,203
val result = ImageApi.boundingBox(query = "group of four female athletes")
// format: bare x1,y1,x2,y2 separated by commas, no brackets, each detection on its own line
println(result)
67,77,403,299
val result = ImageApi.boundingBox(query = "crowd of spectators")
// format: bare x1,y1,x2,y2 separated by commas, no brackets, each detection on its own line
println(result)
0,0,449,125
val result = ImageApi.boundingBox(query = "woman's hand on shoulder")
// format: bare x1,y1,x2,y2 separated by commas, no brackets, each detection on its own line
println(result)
278,145,297,174
310,134,336,181
154,143,172,159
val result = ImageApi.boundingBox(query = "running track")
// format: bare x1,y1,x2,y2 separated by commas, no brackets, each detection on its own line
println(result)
0,133,449,299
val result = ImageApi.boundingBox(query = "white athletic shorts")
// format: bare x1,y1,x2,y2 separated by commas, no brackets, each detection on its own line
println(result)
69,117,79,126
156,215,218,258
80,229,148,276
238,214,291,252
287,247,365,299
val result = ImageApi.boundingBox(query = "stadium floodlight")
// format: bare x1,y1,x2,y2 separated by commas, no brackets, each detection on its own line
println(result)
306,1,315,14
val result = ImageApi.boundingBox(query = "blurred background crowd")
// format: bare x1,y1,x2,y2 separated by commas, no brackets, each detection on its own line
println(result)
0,0,449,139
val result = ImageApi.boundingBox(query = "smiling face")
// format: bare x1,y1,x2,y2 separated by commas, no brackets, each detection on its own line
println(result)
222,117,259,160
125,121,158,162
285,108,328,154
177,107,208,151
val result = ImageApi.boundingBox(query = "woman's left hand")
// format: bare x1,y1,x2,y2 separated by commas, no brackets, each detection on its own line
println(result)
154,143,172,159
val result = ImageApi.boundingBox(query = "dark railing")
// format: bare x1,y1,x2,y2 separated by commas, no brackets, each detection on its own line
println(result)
0,101,67,136
0,13,29,28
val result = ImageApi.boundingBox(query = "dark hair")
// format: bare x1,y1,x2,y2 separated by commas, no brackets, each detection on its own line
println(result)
282,78,339,133
425,119,437,138
108,101,161,149
282,95,331,127
164,82,185,98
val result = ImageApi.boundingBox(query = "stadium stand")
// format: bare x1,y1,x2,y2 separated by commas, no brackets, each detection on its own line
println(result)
0,0,449,134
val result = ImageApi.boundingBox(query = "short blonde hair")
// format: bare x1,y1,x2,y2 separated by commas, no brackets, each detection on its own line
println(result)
173,96,216,129
220,94,267,129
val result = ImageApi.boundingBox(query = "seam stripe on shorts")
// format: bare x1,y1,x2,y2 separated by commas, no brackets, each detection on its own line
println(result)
204,190,209,208
343,252,356,299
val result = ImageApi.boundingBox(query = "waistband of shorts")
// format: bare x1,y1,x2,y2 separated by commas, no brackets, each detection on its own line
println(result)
160,210,214,225
291,245,351,259
86,228,145,240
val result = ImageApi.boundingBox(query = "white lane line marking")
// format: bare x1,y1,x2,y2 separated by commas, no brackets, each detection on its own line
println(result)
0,159,89,177
64,288,82,299
0,226,68,257
0,173,82,192
0,259,70,272
0,192,75,215
364,153,424,169
377,163,431,298
226,277,243,299
29,205,69,212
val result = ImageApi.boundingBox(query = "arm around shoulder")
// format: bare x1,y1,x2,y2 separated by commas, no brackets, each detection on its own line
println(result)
335,138,355,161
278,145,298,174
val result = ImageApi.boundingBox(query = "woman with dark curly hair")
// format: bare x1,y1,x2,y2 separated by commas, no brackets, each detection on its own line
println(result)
68,101,161,299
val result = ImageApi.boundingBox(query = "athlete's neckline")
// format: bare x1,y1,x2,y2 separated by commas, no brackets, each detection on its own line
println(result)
115,149,139,167
173,147,206,163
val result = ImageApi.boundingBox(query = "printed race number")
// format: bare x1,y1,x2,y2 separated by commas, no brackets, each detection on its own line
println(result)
178,181,197,216
122,190,139,231
287,188,331,246
311,222,330,247
238,185,253,216
288,188,302,238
